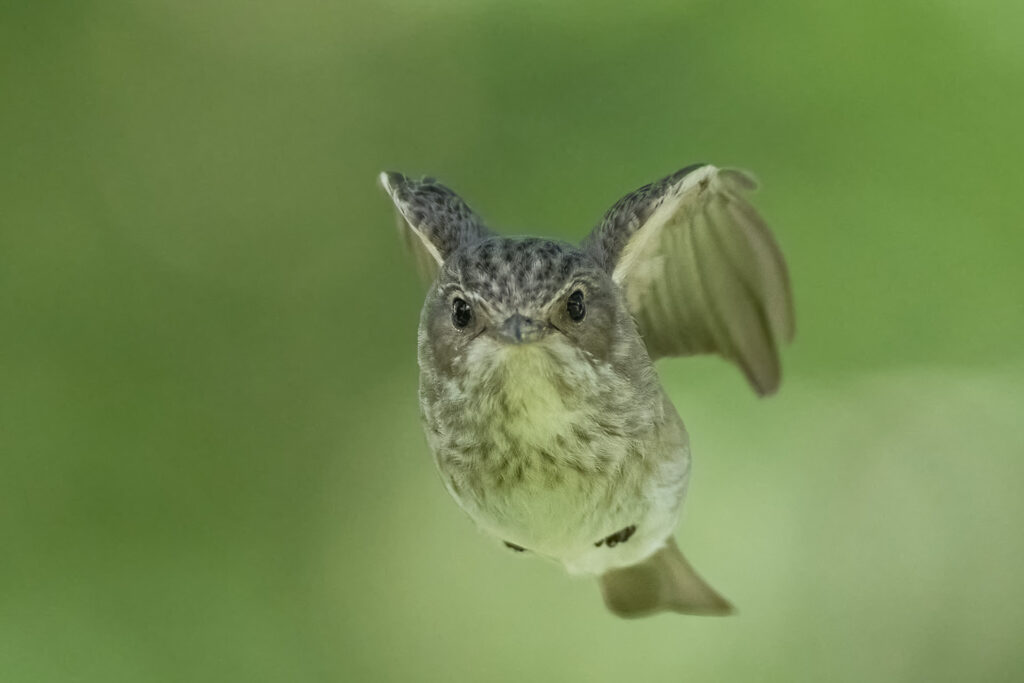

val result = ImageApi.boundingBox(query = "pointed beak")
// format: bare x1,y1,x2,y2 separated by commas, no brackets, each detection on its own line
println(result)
496,314,549,344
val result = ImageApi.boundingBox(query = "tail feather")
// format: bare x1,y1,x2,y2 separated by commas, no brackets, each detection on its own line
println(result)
598,537,733,618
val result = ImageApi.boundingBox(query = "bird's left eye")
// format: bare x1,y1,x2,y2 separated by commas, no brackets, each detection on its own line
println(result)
566,290,586,322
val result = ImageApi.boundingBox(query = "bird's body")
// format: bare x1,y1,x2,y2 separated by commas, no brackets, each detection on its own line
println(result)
420,267,688,574
381,164,794,617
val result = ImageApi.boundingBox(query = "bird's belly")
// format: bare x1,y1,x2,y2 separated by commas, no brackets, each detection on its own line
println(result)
441,433,690,575
474,454,625,548
424,339,689,574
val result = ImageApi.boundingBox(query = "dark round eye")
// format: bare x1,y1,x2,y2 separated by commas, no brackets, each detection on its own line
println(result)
451,298,473,329
566,290,586,322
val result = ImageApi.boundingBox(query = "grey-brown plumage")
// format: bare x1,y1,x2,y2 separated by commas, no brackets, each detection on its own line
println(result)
380,165,794,617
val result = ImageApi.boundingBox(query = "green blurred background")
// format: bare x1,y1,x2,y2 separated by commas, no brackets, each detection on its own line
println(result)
3,1,1023,681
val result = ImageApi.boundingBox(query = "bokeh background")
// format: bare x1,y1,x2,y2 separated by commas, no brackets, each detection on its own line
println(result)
3,1,1023,681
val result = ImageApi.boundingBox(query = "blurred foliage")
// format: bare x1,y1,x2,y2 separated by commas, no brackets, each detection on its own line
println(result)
2,1,1023,681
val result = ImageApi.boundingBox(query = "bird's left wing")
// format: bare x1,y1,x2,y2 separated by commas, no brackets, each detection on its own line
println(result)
582,164,795,396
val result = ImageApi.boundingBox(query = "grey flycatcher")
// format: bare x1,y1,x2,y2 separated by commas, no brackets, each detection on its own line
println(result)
379,164,794,617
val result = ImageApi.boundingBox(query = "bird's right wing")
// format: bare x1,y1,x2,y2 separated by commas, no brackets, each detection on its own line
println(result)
379,172,492,285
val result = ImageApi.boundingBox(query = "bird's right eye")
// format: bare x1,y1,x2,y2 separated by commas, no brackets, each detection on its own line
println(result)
566,289,586,322
451,298,473,329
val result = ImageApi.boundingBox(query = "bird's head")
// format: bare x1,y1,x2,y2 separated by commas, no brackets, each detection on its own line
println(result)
418,237,637,385
378,171,648,392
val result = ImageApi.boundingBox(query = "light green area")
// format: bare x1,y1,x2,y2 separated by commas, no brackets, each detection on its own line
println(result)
2,1,1023,681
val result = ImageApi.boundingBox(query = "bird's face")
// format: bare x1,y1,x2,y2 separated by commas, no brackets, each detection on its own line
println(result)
418,237,637,389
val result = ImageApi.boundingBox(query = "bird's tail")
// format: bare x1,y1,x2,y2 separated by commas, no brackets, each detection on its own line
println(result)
598,537,733,618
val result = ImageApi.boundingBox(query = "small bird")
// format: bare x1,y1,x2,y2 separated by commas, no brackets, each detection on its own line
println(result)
379,164,794,617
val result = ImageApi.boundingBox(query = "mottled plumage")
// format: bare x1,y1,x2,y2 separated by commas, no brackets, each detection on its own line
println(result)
380,164,794,617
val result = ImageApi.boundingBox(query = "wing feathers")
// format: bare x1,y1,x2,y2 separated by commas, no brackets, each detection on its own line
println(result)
727,198,796,343
583,165,794,395
698,201,781,394
379,172,491,285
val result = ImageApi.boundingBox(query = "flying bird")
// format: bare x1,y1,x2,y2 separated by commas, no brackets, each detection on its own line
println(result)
380,164,794,617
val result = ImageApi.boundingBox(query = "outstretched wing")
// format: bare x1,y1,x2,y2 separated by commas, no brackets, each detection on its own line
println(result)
379,172,492,284
582,164,795,396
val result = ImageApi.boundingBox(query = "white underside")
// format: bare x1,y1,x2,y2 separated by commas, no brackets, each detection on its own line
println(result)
437,337,691,575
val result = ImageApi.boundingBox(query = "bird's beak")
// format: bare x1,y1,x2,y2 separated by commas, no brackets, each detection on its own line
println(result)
495,314,550,344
